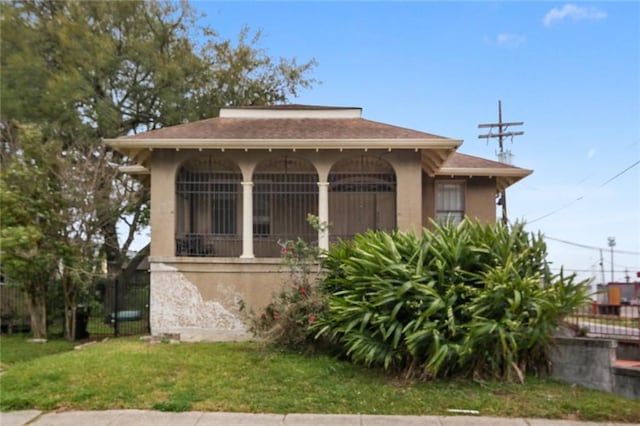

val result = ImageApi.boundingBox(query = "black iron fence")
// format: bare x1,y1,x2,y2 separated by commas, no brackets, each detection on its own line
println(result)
0,272,150,339
0,285,31,334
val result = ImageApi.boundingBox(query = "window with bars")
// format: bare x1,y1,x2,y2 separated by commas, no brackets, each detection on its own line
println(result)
328,156,396,241
175,157,242,257
252,156,319,258
435,182,465,224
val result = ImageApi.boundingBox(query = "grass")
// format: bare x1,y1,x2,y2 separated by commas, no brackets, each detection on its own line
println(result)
0,335,76,369
0,336,638,422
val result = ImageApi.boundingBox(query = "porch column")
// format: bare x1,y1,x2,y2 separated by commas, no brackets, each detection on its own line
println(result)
318,182,330,251
241,181,254,258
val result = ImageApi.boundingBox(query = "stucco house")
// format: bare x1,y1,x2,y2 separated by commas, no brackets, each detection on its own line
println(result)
105,105,531,341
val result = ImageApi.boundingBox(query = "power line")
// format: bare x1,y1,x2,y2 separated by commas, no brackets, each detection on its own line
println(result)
528,158,640,224
600,159,640,187
544,235,640,256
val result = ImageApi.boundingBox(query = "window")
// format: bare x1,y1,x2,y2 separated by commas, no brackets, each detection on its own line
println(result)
435,182,465,224
175,157,242,257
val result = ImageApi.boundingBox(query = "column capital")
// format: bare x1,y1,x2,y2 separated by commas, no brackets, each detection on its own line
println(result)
317,181,330,188
241,181,253,187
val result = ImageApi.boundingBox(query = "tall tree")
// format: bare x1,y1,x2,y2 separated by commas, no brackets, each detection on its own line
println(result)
1,0,316,286
0,126,68,339
1,0,316,338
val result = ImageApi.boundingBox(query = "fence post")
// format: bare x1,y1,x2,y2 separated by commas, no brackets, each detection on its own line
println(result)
114,276,119,337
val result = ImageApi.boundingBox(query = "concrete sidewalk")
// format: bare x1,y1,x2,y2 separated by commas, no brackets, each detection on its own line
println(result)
1,410,637,426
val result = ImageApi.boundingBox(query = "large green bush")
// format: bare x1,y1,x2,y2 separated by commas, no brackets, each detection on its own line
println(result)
313,220,590,382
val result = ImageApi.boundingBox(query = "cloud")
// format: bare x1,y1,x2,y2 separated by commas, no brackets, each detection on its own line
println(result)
587,147,597,159
496,33,526,48
484,33,526,48
543,4,607,27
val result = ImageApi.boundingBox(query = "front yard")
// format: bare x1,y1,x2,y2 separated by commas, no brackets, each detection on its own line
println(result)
0,336,638,422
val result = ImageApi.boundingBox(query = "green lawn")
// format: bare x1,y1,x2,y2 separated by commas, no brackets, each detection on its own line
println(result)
0,335,76,368
0,336,638,422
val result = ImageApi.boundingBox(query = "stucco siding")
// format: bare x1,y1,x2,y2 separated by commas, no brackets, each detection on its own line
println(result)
465,177,497,223
149,258,289,339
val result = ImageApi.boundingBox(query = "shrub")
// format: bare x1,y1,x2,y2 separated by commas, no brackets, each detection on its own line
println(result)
313,219,590,382
251,216,328,351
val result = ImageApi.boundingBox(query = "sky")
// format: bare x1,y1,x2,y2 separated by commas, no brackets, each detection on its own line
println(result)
142,1,640,288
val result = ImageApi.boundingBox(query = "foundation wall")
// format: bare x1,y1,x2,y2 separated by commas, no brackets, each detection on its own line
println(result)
149,257,289,341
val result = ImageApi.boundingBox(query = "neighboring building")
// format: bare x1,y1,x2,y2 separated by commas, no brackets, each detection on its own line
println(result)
105,105,532,340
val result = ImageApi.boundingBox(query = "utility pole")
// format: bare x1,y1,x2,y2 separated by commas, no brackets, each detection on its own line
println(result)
599,249,606,286
608,237,616,283
478,101,524,224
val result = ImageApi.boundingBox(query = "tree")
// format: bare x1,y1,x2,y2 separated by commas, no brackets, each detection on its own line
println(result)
0,126,67,339
1,0,317,335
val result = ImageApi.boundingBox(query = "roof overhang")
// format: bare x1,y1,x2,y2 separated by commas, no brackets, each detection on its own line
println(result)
436,166,533,192
104,137,462,173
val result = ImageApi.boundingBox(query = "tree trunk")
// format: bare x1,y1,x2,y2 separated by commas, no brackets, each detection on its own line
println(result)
24,291,47,339
64,305,76,342
119,243,150,284
62,274,76,341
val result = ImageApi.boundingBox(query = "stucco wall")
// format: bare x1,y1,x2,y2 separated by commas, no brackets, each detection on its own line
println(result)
551,337,640,400
149,257,289,340
422,173,497,226
146,149,498,339
465,177,497,223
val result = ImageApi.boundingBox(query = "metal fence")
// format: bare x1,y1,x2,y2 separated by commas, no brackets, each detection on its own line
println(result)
0,285,31,334
565,302,640,346
0,273,150,339
83,274,150,338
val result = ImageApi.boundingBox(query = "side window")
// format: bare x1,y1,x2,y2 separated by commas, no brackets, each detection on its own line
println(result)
435,182,465,224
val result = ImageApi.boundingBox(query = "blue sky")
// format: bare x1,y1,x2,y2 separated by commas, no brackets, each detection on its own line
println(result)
186,1,640,286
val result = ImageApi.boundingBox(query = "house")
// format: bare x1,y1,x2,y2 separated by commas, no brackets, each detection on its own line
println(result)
105,105,532,341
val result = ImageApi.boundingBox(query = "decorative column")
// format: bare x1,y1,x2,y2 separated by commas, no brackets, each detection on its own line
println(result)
240,181,254,258
317,182,330,251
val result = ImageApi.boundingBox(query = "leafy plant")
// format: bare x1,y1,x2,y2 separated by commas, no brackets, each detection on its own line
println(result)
313,219,591,382
251,215,328,351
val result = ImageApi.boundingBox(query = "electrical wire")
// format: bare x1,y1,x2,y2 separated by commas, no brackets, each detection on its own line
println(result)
528,159,640,224
544,235,640,256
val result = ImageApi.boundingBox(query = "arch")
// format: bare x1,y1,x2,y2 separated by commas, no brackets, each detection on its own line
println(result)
175,156,242,257
252,156,319,257
328,155,397,240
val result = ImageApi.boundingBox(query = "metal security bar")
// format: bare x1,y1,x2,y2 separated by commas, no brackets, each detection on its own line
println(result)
329,156,396,242
176,157,242,257
253,156,318,257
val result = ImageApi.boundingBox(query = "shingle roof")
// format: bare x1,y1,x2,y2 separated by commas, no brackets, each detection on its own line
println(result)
436,152,532,191
442,152,518,169
119,117,449,141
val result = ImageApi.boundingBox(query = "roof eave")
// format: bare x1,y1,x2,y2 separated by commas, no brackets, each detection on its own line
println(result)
436,167,533,191
104,138,462,159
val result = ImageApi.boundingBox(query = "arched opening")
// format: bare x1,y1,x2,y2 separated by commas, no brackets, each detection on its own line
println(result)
252,156,319,257
175,156,242,257
328,156,396,241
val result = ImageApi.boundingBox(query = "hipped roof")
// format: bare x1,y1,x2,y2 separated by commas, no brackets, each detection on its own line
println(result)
104,105,532,189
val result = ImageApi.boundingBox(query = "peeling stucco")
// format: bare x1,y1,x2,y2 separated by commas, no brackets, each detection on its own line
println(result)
149,263,246,336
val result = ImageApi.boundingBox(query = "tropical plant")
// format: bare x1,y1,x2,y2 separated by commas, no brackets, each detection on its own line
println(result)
313,219,591,382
